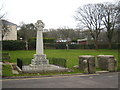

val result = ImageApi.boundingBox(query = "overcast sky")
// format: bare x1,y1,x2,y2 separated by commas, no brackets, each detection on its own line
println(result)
1,0,116,29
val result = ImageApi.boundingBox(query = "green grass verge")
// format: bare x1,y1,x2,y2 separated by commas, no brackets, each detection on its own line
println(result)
2,64,13,77
3,49,119,68
2,49,119,77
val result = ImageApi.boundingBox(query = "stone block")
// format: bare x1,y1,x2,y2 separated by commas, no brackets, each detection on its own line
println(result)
97,55,117,72
79,55,96,74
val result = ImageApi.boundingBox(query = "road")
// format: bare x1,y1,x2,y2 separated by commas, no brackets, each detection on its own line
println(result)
2,72,119,88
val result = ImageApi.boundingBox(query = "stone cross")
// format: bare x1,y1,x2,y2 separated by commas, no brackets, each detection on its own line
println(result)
35,20,45,55
30,20,49,66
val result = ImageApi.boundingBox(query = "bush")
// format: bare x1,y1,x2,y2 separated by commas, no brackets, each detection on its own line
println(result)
19,58,31,65
111,44,120,49
43,38,55,43
98,44,109,49
68,44,94,49
28,40,36,50
2,40,26,50
44,43,56,49
2,40,119,50
55,43,67,49
49,58,67,67
86,44,95,49
68,44,79,49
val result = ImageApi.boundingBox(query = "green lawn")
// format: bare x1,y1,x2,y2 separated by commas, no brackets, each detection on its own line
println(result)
3,49,119,69
2,64,13,77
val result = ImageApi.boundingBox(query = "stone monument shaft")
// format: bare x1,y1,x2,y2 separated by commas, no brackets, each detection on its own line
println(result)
36,28,43,55
35,20,45,55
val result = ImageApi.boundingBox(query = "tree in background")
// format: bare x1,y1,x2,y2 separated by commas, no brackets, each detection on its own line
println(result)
0,5,6,19
102,3,119,48
18,22,37,50
44,27,79,40
1,20,11,40
0,5,8,40
115,1,120,44
75,4,104,49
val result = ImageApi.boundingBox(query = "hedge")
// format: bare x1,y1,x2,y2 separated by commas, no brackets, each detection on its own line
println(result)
19,58,31,65
2,40,26,50
49,58,67,68
43,38,55,43
28,40,36,50
2,40,119,50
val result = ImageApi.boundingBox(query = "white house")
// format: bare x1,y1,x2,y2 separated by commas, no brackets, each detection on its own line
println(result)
0,20,17,40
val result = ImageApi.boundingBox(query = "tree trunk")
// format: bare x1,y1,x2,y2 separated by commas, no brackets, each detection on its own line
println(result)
25,41,28,50
108,42,112,49
94,40,98,49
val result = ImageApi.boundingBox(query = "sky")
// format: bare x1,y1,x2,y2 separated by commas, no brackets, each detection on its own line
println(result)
1,0,116,29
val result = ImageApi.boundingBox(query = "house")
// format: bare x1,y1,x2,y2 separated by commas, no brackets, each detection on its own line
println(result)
0,20,17,40
77,38,87,44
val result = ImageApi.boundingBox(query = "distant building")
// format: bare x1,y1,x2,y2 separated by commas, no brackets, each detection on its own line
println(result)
56,39,67,43
77,38,87,44
1,20,17,40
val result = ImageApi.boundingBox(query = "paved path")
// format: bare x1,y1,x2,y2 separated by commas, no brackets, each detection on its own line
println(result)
2,72,119,88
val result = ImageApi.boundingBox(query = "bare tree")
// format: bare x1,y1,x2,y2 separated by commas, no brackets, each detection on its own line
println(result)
1,20,12,40
75,4,104,49
0,5,8,40
0,5,6,19
102,3,119,48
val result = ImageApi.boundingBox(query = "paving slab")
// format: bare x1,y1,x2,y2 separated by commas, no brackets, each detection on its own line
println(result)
22,64,68,73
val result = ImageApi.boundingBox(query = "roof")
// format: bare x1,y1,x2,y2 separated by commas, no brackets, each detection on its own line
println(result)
77,38,87,41
1,19,17,26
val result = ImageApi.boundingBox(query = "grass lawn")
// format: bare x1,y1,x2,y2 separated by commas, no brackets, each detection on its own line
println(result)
3,49,119,69
2,64,13,77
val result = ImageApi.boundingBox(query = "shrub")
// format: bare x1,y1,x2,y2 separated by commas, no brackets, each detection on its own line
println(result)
86,44,95,49
49,58,67,67
44,43,56,49
28,40,36,50
111,44,119,49
43,38,55,43
55,43,66,49
19,58,31,65
68,44,79,49
2,40,26,50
